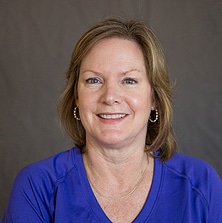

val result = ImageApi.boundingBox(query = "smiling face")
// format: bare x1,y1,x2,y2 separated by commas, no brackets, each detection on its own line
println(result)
77,37,154,148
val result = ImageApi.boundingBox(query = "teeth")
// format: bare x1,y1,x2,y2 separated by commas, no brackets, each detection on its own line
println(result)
99,114,126,119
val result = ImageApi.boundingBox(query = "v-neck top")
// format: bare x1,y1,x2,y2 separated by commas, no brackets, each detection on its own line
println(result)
2,147,222,223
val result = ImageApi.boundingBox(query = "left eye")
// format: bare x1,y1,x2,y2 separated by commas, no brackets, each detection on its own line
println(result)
123,78,137,84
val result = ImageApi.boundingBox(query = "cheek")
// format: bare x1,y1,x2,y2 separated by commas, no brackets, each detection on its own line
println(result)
77,90,98,113
76,85,90,106
130,91,153,108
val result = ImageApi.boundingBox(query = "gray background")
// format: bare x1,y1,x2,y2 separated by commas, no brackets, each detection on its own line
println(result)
1,0,221,217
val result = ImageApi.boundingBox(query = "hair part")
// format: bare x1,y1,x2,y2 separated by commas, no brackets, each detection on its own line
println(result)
58,18,177,162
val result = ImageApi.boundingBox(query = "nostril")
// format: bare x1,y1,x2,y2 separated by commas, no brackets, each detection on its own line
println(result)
102,95,122,105
101,86,122,105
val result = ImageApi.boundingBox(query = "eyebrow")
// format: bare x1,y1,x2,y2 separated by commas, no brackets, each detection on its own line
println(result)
122,69,142,75
81,70,102,75
82,69,142,75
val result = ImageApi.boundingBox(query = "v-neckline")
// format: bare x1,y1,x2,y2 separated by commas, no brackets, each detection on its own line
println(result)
77,149,162,222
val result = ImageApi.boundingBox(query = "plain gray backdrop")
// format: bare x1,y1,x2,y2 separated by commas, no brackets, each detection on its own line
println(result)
1,0,222,217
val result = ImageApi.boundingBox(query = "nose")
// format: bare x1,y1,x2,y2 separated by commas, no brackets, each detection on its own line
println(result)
101,83,122,105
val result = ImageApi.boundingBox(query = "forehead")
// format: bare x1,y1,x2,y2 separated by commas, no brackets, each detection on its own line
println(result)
80,37,146,71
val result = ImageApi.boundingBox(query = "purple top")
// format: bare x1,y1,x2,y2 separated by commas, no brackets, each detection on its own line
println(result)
2,147,222,222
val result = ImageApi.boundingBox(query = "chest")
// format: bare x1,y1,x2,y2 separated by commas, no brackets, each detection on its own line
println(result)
95,175,152,223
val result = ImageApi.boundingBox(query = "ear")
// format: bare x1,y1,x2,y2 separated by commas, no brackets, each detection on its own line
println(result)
75,99,79,107
151,99,156,111
151,89,156,110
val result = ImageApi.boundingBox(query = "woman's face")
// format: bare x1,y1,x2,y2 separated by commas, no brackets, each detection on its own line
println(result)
77,37,154,148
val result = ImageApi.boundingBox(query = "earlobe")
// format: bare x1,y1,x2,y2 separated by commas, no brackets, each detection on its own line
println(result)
75,99,79,107
151,91,156,110
151,105,156,110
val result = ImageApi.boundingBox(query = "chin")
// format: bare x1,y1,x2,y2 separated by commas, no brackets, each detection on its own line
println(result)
99,136,130,149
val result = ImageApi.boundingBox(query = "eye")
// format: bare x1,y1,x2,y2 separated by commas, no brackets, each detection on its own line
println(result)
86,77,102,84
123,78,138,85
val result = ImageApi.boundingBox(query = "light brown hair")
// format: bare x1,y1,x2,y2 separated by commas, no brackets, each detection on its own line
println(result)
58,18,177,161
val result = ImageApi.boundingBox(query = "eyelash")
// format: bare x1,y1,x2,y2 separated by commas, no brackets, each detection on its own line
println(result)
123,78,138,85
85,77,138,85
85,78,102,84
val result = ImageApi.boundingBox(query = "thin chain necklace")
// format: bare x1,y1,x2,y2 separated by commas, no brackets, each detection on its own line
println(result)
84,153,149,201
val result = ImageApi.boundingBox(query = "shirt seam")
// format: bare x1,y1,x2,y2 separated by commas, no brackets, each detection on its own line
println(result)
164,163,209,210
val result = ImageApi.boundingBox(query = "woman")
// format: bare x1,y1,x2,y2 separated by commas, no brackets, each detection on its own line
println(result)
2,18,222,223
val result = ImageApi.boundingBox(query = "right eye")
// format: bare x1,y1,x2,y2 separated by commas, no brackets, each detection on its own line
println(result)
86,78,101,84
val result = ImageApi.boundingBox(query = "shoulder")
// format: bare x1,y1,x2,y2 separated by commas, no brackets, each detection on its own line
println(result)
164,152,220,180
15,147,81,190
3,148,83,222
163,152,222,203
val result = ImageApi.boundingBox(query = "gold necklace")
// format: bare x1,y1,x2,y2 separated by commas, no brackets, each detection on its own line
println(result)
84,153,149,201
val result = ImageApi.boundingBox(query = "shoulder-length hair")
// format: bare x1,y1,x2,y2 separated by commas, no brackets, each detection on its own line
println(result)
58,18,177,161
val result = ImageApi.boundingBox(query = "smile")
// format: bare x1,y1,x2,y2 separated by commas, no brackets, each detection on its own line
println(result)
98,114,126,119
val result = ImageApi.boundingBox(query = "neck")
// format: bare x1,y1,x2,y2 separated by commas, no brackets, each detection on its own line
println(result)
83,144,150,199
83,142,148,172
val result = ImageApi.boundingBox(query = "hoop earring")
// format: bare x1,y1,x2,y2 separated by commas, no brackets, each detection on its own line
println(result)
149,109,158,123
73,106,81,121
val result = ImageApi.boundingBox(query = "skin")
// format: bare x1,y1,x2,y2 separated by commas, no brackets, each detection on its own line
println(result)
77,37,154,157
76,38,154,222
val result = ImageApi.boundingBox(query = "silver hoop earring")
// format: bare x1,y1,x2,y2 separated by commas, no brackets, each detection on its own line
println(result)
73,106,81,120
149,109,158,123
